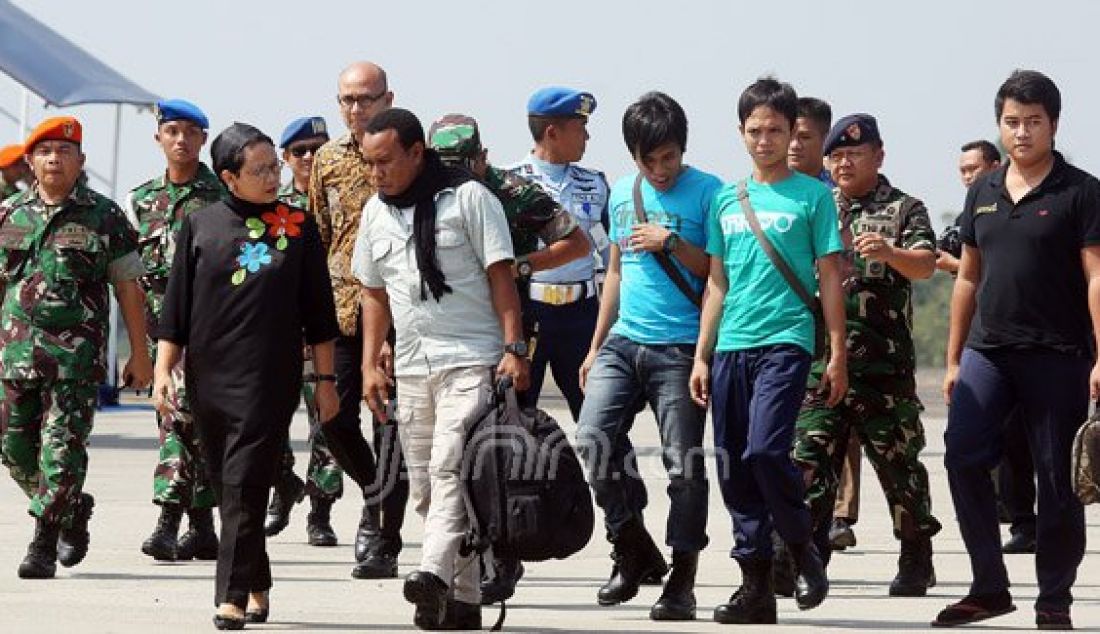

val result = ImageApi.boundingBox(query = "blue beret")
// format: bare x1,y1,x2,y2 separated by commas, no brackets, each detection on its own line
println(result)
279,116,329,148
155,98,208,130
527,86,596,118
823,113,881,156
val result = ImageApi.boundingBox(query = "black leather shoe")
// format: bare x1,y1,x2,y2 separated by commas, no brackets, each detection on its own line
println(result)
355,504,380,562
480,557,525,605
18,518,60,579
57,493,94,568
405,571,449,630
597,520,667,606
1002,531,1036,554
771,535,796,597
352,551,398,579
713,558,776,624
789,541,828,610
212,614,245,630
264,471,305,537
650,551,698,621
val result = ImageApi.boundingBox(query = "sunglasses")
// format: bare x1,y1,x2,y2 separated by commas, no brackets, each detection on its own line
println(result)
288,143,325,158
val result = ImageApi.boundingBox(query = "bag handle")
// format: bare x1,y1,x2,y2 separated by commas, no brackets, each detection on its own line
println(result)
737,179,819,313
632,174,702,308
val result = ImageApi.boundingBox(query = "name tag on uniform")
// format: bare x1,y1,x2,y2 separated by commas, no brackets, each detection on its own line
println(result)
54,223,94,249
0,225,30,247
588,224,611,252
975,204,997,216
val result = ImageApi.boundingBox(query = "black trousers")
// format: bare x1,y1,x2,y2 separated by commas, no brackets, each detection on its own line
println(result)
215,484,272,608
999,408,1037,537
322,331,408,548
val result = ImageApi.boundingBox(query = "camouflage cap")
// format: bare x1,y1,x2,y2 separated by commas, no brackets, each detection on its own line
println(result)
428,114,482,160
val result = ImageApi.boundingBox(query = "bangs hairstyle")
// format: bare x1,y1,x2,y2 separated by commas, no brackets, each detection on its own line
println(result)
738,77,798,128
365,107,425,149
622,91,688,158
995,69,1061,123
210,122,274,176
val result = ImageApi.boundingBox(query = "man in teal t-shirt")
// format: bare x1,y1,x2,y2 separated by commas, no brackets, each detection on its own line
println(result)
576,92,721,621
689,77,847,625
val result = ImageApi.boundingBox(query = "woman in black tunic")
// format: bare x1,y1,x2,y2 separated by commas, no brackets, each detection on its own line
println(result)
152,123,340,629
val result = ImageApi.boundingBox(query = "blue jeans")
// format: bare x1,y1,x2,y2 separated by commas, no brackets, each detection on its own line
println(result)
945,347,1088,612
712,344,812,561
576,334,709,552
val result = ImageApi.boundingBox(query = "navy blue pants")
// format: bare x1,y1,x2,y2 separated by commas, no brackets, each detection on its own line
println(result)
945,348,1088,612
712,345,813,560
524,295,599,421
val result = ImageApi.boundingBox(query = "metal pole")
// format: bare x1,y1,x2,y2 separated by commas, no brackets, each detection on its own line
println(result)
101,104,123,407
19,87,29,135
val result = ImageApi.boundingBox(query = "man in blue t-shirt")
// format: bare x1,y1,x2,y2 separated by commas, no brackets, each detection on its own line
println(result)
576,92,720,622
689,77,847,625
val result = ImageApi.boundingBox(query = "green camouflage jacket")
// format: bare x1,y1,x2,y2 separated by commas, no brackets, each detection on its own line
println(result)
125,163,225,327
0,180,19,203
832,174,936,379
0,184,144,380
277,182,309,210
482,164,577,257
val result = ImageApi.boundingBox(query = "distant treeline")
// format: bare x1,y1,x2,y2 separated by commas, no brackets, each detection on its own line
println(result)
912,270,954,368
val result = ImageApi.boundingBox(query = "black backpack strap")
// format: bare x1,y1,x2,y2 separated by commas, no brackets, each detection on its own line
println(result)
633,173,702,308
737,179,817,313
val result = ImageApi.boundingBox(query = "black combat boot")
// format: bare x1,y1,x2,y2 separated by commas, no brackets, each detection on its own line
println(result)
771,532,796,597
264,471,305,537
405,570,449,630
713,558,776,624
354,503,381,563
57,492,94,568
596,519,668,606
789,540,829,610
19,518,60,579
306,496,338,547
889,536,936,597
177,507,219,561
650,550,699,621
141,503,183,561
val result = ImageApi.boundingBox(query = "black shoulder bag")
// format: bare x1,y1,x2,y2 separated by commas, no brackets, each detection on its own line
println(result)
736,180,828,358
632,174,702,308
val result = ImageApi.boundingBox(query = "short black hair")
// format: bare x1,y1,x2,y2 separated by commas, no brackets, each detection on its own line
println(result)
364,107,424,149
995,69,1061,123
738,77,798,128
960,140,1001,164
797,97,832,135
528,116,574,143
622,91,688,158
211,122,274,176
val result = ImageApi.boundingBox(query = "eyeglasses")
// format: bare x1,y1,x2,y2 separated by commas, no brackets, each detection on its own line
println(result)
337,90,387,109
288,143,325,158
243,160,284,179
829,149,872,165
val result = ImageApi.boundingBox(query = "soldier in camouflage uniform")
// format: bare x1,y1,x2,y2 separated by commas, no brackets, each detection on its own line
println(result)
264,116,346,547
0,144,31,202
793,114,942,597
125,100,224,563
0,116,153,578
428,113,590,604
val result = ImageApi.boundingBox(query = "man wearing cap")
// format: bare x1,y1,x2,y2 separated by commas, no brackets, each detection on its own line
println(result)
0,144,32,201
308,61,410,580
263,115,345,547
508,86,610,421
125,99,225,564
793,113,941,597
0,116,153,578
428,112,589,604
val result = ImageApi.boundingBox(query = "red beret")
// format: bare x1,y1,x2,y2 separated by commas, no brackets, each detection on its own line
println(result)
0,144,23,168
24,116,82,150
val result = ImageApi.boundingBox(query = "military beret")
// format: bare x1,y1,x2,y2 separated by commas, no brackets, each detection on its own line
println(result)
0,144,23,168
428,114,482,160
527,86,597,118
155,98,209,130
279,116,329,148
24,116,82,150
823,113,881,156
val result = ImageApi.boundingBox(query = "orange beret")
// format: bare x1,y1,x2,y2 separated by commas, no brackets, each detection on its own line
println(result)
0,144,23,168
24,116,82,150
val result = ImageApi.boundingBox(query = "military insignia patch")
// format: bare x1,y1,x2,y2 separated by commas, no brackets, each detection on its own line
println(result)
974,204,997,216
62,122,75,139
846,123,861,141
577,94,594,116
311,119,327,135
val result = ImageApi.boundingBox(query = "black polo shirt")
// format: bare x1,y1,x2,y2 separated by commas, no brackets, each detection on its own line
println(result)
960,152,1100,356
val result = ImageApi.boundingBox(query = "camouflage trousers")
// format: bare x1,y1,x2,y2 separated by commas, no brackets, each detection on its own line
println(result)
794,372,942,540
151,346,215,509
276,365,343,501
0,379,97,526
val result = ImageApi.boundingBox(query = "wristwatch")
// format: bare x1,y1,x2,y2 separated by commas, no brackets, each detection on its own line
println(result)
662,231,681,253
516,256,533,281
504,341,529,357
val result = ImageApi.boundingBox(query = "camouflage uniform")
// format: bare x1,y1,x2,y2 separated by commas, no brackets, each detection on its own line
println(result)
794,175,942,541
481,165,577,258
125,164,224,509
0,184,144,525
275,182,343,501
1,180,19,203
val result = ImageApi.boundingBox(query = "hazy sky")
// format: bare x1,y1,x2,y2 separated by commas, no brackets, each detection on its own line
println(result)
4,0,1099,229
